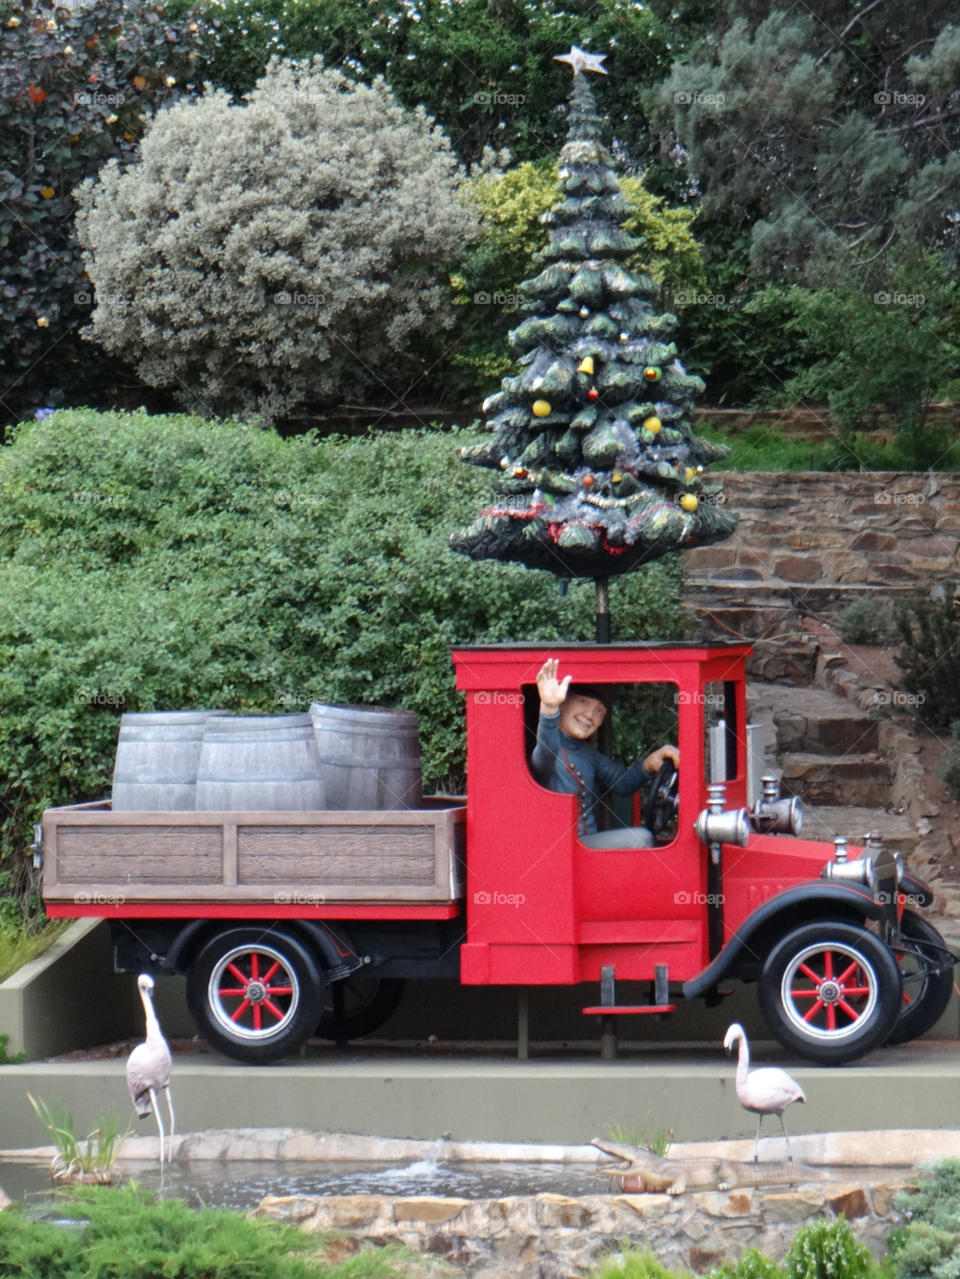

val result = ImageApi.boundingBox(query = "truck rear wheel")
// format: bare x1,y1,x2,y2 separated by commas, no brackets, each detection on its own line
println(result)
316,977,405,1041
758,921,902,1064
187,928,324,1064
886,910,955,1046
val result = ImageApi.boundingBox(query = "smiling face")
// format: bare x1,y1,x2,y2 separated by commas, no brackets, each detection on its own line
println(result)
559,693,607,740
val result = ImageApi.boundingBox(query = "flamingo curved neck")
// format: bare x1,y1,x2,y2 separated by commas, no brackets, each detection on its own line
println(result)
140,989,162,1042
735,1031,750,1084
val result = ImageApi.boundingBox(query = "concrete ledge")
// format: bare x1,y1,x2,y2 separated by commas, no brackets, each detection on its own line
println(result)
4,1055,960,1151
0,920,137,1061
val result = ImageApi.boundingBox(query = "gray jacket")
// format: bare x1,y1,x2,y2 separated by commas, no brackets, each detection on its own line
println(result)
530,710,654,836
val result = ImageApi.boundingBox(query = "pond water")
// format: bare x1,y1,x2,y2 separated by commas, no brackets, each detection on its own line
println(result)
0,1158,613,1210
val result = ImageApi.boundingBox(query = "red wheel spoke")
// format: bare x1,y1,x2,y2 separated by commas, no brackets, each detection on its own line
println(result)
262,998,286,1021
227,963,248,984
840,986,871,996
823,950,834,980
250,952,260,981
826,1002,836,1030
790,987,821,998
230,999,251,1022
798,963,822,983
836,960,860,986
218,987,248,996
837,998,862,1021
902,992,913,1004
262,961,281,985
253,1002,262,1031
264,986,293,996
802,999,825,1022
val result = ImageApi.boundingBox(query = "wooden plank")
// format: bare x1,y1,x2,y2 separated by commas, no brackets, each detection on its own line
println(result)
42,882,456,903
237,826,436,886
55,826,223,885
44,808,456,827
223,824,238,887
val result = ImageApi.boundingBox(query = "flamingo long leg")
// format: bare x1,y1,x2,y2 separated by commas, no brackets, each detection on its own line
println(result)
778,1112,793,1162
753,1113,764,1163
164,1085,175,1164
149,1087,165,1168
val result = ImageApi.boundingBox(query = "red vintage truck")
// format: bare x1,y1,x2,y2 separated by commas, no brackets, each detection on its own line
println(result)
37,640,953,1065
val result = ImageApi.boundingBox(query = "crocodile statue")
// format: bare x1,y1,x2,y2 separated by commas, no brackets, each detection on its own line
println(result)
592,1138,829,1195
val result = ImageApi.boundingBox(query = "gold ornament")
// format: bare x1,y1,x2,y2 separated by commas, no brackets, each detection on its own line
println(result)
684,467,696,481
643,365,662,382
577,357,595,375
680,493,699,511
643,416,662,434
579,306,590,319
532,400,552,418
612,472,623,483
619,332,629,344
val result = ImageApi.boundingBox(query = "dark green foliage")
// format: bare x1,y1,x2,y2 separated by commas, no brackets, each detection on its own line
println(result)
0,1182,412,1277
834,599,897,647
894,588,960,729
0,409,686,923
707,1248,788,1279
783,1216,873,1279
890,1160,960,1279
941,722,960,802
0,0,215,426
163,0,684,168
0,1032,25,1064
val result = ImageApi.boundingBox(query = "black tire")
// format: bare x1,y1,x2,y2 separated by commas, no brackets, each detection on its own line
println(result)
886,911,955,1046
186,927,324,1064
758,921,902,1064
316,976,406,1041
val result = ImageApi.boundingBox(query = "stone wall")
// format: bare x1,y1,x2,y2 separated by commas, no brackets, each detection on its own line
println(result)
257,1180,910,1279
684,472,960,637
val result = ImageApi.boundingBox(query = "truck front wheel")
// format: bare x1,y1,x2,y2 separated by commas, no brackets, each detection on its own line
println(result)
187,928,324,1064
758,921,902,1064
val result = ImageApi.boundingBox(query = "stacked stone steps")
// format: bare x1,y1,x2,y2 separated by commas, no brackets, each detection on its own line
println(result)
746,682,915,836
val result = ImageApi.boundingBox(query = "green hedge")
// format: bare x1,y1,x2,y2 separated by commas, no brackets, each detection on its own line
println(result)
0,410,686,919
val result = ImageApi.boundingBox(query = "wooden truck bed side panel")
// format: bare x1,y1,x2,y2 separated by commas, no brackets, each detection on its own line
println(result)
42,806,466,907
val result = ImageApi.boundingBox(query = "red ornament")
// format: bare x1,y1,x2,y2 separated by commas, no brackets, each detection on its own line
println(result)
512,467,527,478
586,388,599,402
27,84,46,104
582,474,595,487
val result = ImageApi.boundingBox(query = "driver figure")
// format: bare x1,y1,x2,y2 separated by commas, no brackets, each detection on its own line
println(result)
531,659,680,849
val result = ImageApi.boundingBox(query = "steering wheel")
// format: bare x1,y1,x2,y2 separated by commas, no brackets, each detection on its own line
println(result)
645,760,680,840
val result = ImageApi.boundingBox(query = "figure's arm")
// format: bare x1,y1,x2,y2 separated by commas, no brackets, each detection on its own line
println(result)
530,659,572,786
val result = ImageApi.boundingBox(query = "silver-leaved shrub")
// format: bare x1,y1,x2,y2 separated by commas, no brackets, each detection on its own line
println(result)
75,57,478,420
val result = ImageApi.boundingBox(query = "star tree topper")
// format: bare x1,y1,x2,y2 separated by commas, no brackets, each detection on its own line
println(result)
554,46,608,76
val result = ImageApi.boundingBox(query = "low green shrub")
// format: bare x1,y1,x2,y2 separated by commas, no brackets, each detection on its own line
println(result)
0,1033,25,1065
834,598,897,647
889,1159,960,1279
783,1217,873,1279
593,1248,691,1279
707,1249,787,1279
0,409,687,922
894,588,960,729
0,1182,427,1276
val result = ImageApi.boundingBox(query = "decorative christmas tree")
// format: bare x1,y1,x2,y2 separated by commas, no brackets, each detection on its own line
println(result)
450,48,738,617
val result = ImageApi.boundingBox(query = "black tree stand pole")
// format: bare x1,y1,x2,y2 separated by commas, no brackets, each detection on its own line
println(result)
594,576,611,645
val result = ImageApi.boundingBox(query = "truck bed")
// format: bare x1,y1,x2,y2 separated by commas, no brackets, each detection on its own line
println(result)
41,799,465,910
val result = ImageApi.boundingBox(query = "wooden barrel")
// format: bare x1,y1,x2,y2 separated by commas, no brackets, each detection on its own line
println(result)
309,703,422,810
195,713,325,812
111,711,221,811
